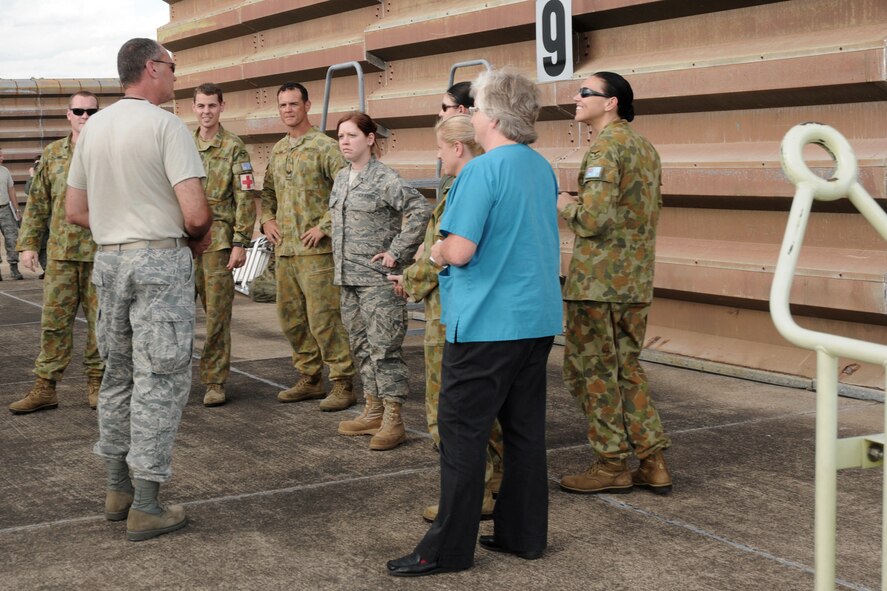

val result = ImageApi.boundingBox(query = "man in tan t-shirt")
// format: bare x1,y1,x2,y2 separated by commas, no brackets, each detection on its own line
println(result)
66,38,211,543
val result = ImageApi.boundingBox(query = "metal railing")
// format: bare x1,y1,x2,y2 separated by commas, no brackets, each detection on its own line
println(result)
771,122,887,591
320,61,389,137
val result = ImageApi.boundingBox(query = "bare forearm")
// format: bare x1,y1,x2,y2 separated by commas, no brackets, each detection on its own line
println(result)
174,177,212,239
65,186,90,228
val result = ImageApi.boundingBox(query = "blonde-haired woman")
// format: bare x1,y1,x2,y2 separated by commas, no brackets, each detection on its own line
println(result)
388,68,562,577
389,114,501,521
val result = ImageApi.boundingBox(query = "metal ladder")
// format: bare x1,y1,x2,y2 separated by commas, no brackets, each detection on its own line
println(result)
233,236,273,296
771,122,886,590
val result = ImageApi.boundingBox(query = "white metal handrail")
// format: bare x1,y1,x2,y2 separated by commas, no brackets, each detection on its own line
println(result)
772,122,887,591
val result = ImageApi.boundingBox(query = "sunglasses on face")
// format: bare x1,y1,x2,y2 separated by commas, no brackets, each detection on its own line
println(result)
71,108,98,116
579,87,611,99
150,59,176,73
441,104,459,112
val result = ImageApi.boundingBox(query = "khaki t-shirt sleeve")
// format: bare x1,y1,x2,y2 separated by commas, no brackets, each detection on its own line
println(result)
67,135,87,190
164,118,206,186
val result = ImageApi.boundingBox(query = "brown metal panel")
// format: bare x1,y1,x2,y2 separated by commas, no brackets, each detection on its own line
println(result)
160,0,381,52
571,0,787,30
165,0,242,22
646,298,887,389
654,237,887,313
574,0,887,62
171,6,382,98
365,0,534,62
658,208,887,251
156,0,887,388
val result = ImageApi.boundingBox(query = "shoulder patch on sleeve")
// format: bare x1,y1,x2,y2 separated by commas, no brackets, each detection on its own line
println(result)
238,173,255,191
584,166,604,180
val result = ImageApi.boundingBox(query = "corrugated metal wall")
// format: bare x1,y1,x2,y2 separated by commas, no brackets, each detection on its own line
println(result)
156,0,885,391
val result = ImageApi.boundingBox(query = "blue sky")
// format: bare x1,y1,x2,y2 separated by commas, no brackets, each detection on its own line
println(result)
0,0,169,79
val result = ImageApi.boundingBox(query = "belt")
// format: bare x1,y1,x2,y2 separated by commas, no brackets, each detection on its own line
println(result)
100,238,188,252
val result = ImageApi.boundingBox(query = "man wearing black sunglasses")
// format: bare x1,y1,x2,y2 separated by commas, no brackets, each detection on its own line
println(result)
11,91,105,415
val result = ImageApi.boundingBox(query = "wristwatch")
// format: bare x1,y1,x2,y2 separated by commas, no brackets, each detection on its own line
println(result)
232,242,245,248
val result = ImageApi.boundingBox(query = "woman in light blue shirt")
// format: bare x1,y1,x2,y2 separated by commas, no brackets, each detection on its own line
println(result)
387,69,562,577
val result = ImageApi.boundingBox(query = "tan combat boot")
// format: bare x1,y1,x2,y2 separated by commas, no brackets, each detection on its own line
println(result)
319,379,356,412
369,399,406,451
277,374,325,403
106,490,134,521
87,376,102,409
632,450,673,495
9,377,58,414
487,467,503,498
105,457,133,521
127,504,188,541
559,458,633,494
423,488,495,523
203,384,226,407
338,395,384,436
126,479,187,542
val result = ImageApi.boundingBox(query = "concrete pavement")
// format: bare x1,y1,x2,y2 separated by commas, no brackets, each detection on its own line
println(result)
0,265,882,591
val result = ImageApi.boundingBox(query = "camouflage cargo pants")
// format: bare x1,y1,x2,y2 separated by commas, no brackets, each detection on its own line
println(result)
340,284,408,404
35,259,103,381
424,309,503,483
0,205,19,265
276,254,354,380
563,301,670,460
92,247,194,483
195,249,233,385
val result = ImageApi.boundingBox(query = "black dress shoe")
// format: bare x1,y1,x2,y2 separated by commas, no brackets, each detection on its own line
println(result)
478,535,544,560
386,552,466,577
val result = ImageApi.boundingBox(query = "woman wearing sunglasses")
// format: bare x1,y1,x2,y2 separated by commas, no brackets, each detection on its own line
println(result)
557,72,673,496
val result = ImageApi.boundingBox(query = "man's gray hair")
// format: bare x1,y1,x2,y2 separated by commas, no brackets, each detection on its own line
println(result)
471,69,540,145
117,38,165,88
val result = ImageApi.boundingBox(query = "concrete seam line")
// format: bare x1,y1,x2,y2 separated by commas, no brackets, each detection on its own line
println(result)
180,466,436,508
593,495,873,591
223,361,433,439
0,290,88,324
0,467,438,536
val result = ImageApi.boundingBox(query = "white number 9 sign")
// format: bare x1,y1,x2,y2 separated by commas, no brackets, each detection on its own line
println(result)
536,0,573,82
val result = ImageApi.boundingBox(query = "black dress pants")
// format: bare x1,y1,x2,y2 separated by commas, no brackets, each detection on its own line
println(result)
416,336,553,569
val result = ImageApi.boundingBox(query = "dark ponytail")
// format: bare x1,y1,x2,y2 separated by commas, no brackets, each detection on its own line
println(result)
594,71,635,122
446,81,474,109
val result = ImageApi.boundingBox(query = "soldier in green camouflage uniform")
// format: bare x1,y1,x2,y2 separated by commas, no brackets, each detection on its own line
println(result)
558,73,672,495
330,113,432,450
9,91,103,414
191,84,257,407
0,148,23,280
260,83,355,410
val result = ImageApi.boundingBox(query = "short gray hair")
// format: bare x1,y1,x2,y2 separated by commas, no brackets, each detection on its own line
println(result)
472,69,540,144
117,38,165,88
